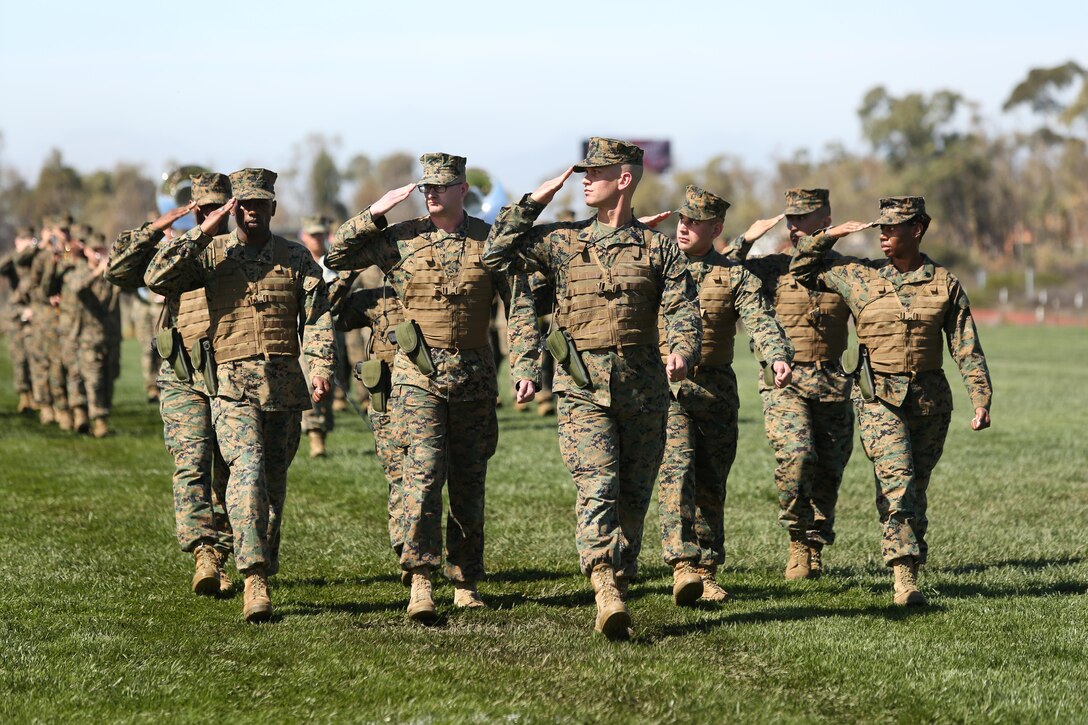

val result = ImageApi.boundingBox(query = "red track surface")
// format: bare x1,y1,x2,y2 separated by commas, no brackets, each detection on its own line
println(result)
972,308,1088,327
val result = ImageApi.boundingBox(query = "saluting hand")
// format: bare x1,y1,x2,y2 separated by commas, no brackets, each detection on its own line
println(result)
743,214,784,242
971,407,990,431
638,211,672,229
151,201,197,232
312,376,331,403
371,183,417,218
531,167,574,205
772,360,792,388
200,199,235,236
825,221,873,239
665,353,688,382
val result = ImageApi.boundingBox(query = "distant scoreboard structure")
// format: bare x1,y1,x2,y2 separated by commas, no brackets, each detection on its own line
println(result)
580,139,672,174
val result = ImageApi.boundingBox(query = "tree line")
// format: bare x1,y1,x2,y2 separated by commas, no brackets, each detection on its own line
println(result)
2,62,1086,306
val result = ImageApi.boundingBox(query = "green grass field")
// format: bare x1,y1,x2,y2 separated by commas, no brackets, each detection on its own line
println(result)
1,324,1086,723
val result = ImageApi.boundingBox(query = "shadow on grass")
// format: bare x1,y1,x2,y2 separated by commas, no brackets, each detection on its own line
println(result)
936,556,1085,575
276,573,402,588
936,580,1088,599
282,599,408,617
639,602,944,642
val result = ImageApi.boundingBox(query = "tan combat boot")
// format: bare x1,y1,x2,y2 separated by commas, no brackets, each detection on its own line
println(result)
147,385,160,404
615,575,630,602
590,564,631,639
243,568,273,622
39,406,55,425
407,567,438,624
92,417,109,438
672,561,704,607
192,543,221,596
56,408,73,431
308,430,326,458
785,540,811,580
693,565,731,603
72,407,89,434
536,397,555,417
215,549,234,594
892,557,927,606
453,581,485,608
808,543,824,579
17,392,33,413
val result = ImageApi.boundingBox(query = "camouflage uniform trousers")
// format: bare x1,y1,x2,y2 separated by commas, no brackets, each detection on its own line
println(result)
658,368,739,568
557,382,670,579
47,314,73,413
370,404,407,555
855,395,950,566
75,335,114,419
27,306,57,409
159,364,233,559
397,384,497,583
60,333,87,413
7,320,32,394
211,397,301,575
761,385,854,546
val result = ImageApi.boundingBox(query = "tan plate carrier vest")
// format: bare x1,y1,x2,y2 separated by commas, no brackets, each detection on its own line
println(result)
855,266,950,374
402,238,492,350
773,273,850,363
174,289,212,350
659,265,736,366
369,289,406,365
205,236,301,363
558,230,657,352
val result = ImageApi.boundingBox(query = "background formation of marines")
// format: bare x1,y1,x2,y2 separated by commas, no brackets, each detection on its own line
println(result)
0,138,992,632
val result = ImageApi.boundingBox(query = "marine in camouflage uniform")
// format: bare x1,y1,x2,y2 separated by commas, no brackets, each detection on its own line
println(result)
335,283,408,560
0,226,38,413
654,186,794,605
328,152,540,622
298,214,346,458
64,232,121,436
484,138,701,638
58,224,95,433
107,173,237,595
791,196,993,606
26,216,73,427
727,188,856,579
146,168,335,622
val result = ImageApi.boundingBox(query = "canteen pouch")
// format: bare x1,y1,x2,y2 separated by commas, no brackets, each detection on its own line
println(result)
355,359,391,413
840,344,875,402
191,337,218,397
546,328,592,390
395,319,434,376
156,327,191,383
749,337,775,387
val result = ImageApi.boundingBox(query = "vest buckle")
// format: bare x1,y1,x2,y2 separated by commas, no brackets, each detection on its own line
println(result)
597,280,619,295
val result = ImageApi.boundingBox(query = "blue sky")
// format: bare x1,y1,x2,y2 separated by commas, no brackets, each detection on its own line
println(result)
1,0,1085,202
